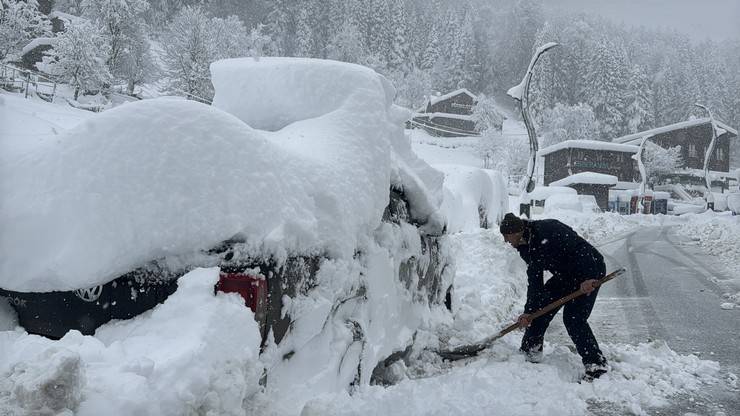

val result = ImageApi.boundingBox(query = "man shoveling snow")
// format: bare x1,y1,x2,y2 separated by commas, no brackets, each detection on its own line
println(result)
500,213,608,381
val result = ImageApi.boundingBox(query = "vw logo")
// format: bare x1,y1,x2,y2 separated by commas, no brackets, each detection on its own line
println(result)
74,285,103,302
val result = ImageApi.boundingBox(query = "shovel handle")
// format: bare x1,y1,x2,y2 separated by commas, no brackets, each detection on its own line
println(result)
497,268,626,339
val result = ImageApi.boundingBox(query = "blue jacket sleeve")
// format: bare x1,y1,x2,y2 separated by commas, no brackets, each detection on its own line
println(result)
524,261,544,314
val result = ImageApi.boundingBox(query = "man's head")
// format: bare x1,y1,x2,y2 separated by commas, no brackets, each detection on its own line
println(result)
500,213,525,247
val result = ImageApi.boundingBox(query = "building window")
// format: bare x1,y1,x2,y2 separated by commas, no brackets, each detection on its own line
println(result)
688,143,697,158
716,148,725,161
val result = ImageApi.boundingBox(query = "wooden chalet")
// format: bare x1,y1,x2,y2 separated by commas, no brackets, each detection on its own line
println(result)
539,140,640,188
411,88,478,137
611,118,738,190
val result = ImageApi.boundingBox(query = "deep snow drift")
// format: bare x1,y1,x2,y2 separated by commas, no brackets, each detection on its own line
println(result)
0,268,263,416
1,58,445,292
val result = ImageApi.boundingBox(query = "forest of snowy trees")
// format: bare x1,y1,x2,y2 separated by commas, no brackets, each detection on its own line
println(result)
3,0,740,147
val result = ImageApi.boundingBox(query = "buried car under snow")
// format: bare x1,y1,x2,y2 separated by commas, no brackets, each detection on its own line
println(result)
0,58,455,390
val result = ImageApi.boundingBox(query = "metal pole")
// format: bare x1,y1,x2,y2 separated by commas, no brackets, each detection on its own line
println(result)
695,103,717,210
633,134,653,213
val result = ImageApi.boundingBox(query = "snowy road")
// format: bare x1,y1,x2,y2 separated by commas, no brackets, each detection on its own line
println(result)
550,225,740,415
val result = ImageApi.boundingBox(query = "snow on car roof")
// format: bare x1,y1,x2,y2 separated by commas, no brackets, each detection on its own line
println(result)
612,118,738,145
550,172,618,186
538,140,639,157
2,58,445,292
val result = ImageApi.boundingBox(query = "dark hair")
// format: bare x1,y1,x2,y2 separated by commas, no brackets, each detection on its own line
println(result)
499,213,524,235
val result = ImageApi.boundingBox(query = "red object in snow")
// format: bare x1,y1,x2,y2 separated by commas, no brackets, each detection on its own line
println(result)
216,272,267,315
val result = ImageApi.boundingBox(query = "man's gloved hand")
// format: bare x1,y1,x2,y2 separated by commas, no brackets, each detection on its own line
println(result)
517,313,532,328
580,279,599,295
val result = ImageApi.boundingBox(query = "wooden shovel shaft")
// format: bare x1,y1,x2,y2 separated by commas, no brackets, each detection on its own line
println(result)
439,268,626,360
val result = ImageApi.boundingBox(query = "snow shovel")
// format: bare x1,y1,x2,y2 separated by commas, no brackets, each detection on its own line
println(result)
437,268,626,361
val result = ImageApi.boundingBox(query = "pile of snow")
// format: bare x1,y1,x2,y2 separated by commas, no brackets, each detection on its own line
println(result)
408,128,484,168
283,339,719,416
1,58,445,292
676,212,740,307
544,194,601,214
0,268,263,416
526,186,577,202
538,210,672,247
435,165,508,233
550,172,618,187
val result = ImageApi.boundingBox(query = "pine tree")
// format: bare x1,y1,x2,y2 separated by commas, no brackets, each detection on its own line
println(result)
44,22,111,100
624,64,654,133
387,0,410,74
583,37,629,139
264,0,293,55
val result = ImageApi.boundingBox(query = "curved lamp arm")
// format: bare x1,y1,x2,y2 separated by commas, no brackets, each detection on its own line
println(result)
507,42,559,213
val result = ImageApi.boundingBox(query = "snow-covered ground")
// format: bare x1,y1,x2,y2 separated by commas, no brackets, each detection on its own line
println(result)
2,72,738,415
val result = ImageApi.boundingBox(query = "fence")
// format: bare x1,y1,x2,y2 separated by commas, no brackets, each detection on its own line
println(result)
0,63,58,101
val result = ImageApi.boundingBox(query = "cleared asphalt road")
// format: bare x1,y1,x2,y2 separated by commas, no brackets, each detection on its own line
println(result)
549,226,740,415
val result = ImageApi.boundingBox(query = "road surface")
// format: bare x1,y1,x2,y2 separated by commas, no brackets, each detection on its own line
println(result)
548,226,740,415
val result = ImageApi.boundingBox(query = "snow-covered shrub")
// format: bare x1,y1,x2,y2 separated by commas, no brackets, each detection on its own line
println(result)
642,141,682,185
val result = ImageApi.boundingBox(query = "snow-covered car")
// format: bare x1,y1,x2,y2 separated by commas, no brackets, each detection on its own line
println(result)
0,58,453,391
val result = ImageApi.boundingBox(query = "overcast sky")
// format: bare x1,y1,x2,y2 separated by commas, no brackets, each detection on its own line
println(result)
546,0,740,41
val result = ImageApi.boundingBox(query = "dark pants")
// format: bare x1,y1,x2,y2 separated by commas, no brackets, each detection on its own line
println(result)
521,266,607,367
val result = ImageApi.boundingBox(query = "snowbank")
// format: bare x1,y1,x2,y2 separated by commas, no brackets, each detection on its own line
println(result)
676,212,740,307
435,165,508,233
211,57,444,233
0,268,263,416
2,58,446,292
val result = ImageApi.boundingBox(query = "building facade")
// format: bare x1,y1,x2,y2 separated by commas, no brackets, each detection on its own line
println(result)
411,88,478,137
539,140,640,187
612,118,737,173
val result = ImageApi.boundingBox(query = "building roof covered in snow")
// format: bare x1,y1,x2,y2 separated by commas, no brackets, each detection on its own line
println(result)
612,118,738,145
550,172,618,187
428,88,477,106
538,140,639,157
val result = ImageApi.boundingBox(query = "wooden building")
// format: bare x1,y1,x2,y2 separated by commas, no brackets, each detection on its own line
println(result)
411,88,478,137
612,118,737,173
539,140,640,188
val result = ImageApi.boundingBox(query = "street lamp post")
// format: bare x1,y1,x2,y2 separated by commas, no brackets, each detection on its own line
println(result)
507,42,559,218
633,134,654,213
695,103,718,211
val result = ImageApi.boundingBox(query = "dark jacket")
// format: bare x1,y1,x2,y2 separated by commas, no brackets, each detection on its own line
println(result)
516,219,604,313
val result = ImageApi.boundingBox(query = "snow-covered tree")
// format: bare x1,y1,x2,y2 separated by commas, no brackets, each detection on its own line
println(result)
539,103,600,147
161,6,212,100
477,130,529,175
325,20,367,64
391,65,431,109
116,26,157,95
582,37,629,139
471,94,504,133
0,0,51,61
643,142,683,185
624,64,654,133
209,14,249,60
44,22,111,99
81,0,155,94
162,6,251,101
